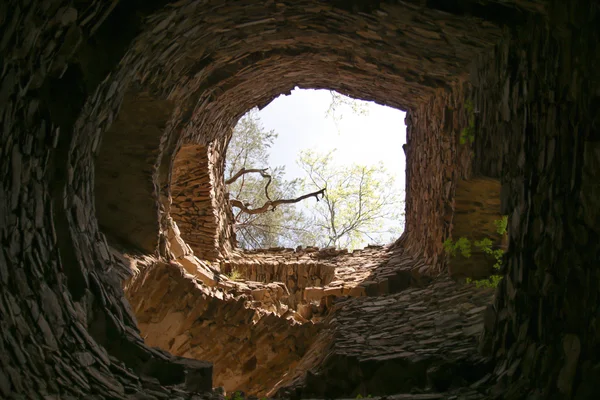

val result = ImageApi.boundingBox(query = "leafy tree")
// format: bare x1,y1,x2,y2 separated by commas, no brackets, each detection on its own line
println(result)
297,149,404,249
226,94,404,251
225,109,317,249
326,90,370,131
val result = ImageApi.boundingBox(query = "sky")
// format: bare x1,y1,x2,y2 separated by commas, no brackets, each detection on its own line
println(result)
257,88,407,191
241,87,407,247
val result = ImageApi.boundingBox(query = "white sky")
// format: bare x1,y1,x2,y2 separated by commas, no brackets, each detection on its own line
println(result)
257,88,407,194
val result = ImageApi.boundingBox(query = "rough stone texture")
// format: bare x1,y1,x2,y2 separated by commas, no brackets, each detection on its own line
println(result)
401,83,474,274
223,245,434,307
169,139,235,261
472,3,600,398
124,240,494,398
274,276,495,398
172,144,222,260
124,257,319,396
95,91,173,253
1,0,599,399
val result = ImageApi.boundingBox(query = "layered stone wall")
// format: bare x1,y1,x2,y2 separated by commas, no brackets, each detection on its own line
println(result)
471,3,600,397
123,240,479,397
0,2,216,396
1,0,598,399
171,144,220,259
124,257,319,396
95,91,173,253
170,139,236,260
400,82,474,274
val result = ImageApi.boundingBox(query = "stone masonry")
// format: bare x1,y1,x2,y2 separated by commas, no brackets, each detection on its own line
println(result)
171,144,235,261
1,0,599,399
123,238,495,397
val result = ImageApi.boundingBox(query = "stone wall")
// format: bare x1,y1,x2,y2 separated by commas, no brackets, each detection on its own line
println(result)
400,82,474,274
471,2,600,397
124,257,319,396
171,144,220,259
1,0,598,398
170,138,236,261
123,241,474,397
95,91,173,253
0,1,215,397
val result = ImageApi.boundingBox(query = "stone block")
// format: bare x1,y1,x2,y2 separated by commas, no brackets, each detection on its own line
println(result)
304,287,324,302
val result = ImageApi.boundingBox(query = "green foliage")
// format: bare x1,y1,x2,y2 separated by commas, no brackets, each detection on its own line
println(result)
474,238,504,270
227,392,243,400
494,215,508,235
297,149,404,250
465,274,502,288
326,90,370,132
459,100,475,145
227,99,403,251
226,268,243,281
444,216,509,289
443,237,472,258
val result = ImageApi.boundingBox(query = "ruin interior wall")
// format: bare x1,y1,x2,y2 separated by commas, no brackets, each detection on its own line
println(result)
401,81,474,273
0,0,598,398
472,8,600,398
403,5,600,396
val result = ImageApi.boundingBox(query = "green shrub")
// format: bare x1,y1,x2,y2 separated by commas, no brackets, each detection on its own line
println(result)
494,215,508,235
444,215,508,289
443,237,472,258
466,274,502,288
228,392,243,400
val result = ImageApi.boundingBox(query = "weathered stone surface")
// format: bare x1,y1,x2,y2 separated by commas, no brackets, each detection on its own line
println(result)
474,4,600,397
274,276,495,398
1,0,598,399
171,143,235,261
125,240,495,398
124,257,320,396
95,91,173,253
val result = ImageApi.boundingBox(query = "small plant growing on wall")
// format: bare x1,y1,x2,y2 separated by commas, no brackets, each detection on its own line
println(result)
228,391,244,400
494,215,508,235
443,237,472,258
459,100,476,145
444,217,507,288
226,268,243,280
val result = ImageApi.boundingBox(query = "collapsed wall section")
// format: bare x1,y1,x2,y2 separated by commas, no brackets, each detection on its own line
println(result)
124,258,319,396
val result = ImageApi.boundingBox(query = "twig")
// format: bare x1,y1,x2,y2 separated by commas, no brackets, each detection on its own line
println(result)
230,188,325,215
225,167,270,185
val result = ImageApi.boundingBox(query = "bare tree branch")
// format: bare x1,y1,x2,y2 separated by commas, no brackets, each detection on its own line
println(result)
225,167,270,185
230,188,325,215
